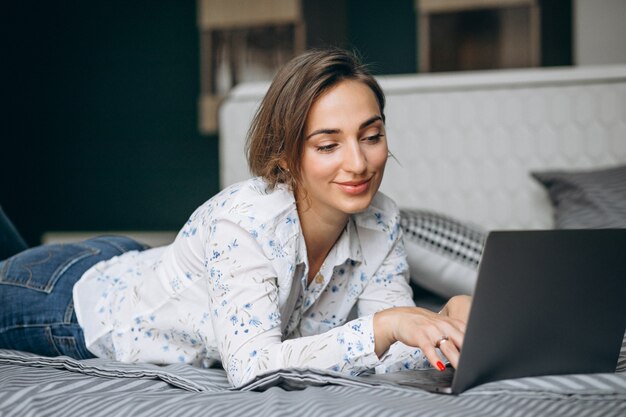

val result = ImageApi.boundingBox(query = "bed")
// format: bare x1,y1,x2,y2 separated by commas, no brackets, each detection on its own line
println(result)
2,64,626,416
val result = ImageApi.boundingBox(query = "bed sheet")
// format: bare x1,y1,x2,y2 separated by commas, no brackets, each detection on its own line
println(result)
1,347,625,417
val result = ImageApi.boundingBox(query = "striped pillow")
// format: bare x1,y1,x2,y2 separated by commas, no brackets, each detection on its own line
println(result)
400,209,486,298
532,165,626,229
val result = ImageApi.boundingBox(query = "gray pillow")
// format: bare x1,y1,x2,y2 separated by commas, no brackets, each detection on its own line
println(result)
532,165,626,229
400,209,486,298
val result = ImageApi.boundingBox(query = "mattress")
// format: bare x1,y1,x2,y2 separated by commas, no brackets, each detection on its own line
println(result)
1,345,625,417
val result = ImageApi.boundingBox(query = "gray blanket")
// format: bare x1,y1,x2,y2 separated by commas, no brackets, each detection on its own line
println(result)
1,349,625,417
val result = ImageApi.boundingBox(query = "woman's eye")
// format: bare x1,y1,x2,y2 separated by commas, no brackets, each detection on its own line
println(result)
316,143,337,153
362,133,384,143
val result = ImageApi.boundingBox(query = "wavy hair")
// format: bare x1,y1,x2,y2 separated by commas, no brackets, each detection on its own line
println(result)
245,48,385,190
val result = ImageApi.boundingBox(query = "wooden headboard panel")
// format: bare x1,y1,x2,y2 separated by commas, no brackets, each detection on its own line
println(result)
219,65,626,230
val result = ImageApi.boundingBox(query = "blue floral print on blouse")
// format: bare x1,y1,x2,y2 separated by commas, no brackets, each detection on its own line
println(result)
73,177,430,387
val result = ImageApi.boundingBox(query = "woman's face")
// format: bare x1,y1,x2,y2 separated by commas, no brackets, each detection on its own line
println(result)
297,79,388,223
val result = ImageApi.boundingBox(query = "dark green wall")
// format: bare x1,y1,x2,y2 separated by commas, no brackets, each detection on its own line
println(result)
3,1,219,245
540,0,573,67
2,0,571,246
310,0,571,74
347,0,418,75
302,0,417,75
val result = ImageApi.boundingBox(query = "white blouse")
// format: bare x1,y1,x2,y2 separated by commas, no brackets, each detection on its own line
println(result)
73,177,431,387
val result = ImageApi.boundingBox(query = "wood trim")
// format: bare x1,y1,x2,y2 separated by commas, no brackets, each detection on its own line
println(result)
199,94,223,134
294,20,306,55
417,0,540,72
529,3,541,67
199,0,300,29
418,0,536,14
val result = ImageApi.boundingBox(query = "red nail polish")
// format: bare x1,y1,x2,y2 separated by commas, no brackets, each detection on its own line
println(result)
436,361,446,371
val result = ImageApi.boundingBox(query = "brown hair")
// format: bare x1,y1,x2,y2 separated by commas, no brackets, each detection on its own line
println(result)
245,48,385,190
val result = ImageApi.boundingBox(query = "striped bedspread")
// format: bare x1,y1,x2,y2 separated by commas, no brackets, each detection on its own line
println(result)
1,348,625,417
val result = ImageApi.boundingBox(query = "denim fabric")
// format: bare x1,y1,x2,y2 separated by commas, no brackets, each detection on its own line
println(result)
0,236,148,358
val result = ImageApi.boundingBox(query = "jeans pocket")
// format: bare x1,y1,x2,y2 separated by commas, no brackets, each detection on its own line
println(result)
47,325,94,359
0,243,101,293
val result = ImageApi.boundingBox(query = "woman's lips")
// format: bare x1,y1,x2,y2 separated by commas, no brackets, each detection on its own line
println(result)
335,178,372,195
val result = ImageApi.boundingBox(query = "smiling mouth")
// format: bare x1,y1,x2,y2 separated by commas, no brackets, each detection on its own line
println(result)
335,178,372,195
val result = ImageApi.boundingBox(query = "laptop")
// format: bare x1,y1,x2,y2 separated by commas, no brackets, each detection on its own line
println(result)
361,229,626,394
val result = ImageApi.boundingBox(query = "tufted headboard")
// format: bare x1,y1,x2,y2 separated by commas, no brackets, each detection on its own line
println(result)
219,65,626,230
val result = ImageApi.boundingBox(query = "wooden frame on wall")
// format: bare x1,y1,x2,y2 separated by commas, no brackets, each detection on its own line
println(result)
197,0,305,134
416,0,540,73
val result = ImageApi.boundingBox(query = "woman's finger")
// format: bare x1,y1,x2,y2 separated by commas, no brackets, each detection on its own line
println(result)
424,318,464,369
437,337,461,368
421,343,448,371
388,306,467,370
437,319,465,351
421,336,461,370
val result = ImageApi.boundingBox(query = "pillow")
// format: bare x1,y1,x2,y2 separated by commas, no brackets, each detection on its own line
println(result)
400,209,486,299
531,164,626,229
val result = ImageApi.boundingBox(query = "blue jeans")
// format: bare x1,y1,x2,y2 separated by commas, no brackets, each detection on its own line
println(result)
0,236,148,358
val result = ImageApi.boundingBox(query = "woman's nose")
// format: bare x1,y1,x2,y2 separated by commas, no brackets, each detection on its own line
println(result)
343,141,367,173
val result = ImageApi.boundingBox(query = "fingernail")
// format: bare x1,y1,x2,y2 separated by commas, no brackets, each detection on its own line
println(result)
436,361,446,371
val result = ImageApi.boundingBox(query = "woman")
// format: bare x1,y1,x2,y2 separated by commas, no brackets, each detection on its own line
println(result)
0,48,470,388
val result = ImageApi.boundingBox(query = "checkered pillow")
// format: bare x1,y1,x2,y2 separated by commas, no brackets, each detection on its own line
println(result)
400,209,486,298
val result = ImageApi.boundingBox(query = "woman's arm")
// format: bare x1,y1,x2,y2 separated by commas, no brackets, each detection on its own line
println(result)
207,219,381,387
357,225,471,370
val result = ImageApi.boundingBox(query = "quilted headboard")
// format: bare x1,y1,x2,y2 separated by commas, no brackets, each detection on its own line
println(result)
219,65,626,230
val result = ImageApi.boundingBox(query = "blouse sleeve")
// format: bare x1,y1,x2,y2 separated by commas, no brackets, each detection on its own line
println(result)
207,219,381,387
357,227,415,316
356,226,434,372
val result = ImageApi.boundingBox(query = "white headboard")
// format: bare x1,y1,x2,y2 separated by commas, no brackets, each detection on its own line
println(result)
219,65,626,230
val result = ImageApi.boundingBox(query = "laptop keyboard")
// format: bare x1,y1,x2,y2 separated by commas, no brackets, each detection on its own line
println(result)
361,367,455,388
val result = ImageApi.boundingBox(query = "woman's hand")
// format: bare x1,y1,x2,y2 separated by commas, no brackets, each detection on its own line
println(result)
373,295,472,370
439,295,472,323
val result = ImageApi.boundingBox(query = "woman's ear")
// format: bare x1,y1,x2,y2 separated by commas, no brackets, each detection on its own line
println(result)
278,160,289,172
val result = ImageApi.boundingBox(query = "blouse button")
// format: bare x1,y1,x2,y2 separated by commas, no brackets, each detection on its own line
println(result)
315,273,324,284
